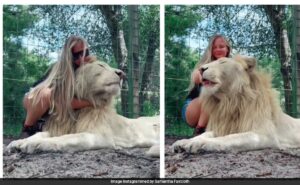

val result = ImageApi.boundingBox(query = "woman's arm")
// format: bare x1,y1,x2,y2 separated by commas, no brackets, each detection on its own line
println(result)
71,98,91,110
191,68,202,85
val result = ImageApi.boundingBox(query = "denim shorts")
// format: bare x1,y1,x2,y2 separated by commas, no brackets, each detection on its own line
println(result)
181,98,192,123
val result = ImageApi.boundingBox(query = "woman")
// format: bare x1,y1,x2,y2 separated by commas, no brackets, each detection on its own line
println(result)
182,34,232,135
23,35,96,135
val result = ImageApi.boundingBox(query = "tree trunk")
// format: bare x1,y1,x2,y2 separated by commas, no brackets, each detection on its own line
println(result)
263,5,293,114
98,5,129,116
128,6,140,117
294,5,300,117
139,20,159,115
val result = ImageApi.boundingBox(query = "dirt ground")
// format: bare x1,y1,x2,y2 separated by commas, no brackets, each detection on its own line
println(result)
165,137,300,178
4,137,300,179
3,138,159,178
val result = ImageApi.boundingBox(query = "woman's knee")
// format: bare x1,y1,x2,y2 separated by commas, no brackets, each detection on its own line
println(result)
185,105,200,128
23,94,30,110
185,98,207,128
40,88,52,106
25,88,52,108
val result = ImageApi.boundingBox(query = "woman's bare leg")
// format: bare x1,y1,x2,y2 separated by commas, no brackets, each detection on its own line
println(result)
185,98,201,128
197,110,209,128
23,88,51,127
185,98,209,128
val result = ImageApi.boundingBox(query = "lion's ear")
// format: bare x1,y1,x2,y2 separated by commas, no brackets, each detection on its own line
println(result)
234,55,256,73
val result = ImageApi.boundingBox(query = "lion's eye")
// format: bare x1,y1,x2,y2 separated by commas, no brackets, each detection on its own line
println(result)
95,73,102,76
220,61,226,64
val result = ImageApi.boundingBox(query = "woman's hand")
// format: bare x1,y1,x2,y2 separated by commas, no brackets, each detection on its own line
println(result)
191,69,202,85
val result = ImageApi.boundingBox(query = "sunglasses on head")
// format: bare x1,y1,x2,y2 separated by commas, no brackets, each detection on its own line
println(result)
72,49,89,62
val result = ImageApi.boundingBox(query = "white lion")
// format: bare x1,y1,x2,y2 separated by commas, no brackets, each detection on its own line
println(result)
7,62,160,157
172,55,300,153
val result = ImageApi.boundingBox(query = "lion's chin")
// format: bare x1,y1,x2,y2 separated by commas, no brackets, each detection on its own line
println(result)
107,85,121,96
201,83,221,98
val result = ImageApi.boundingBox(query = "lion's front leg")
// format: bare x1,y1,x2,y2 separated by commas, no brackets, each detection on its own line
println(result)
12,132,115,153
6,132,50,153
173,131,272,153
201,132,273,152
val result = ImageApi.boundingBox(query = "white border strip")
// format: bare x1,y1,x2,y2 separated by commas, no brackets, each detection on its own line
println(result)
159,4,165,178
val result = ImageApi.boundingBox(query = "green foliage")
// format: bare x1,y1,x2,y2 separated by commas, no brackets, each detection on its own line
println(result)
165,45,199,136
3,5,50,137
30,5,113,62
165,5,200,136
3,5,38,38
141,101,158,116
165,5,202,47
257,57,285,106
165,5,204,136
165,119,194,137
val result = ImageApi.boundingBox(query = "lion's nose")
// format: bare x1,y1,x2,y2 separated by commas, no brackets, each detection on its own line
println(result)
116,70,126,80
199,67,208,75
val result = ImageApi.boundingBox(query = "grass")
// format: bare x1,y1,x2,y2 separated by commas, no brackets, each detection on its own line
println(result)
5,117,194,138
4,123,22,138
165,120,194,137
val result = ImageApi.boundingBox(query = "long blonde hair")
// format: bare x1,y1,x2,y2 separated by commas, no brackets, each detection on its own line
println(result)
188,34,232,91
28,35,94,122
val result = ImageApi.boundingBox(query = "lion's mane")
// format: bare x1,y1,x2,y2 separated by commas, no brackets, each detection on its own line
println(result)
201,56,281,137
43,61,118,137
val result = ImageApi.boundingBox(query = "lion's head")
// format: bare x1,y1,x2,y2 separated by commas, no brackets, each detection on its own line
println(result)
199,56,280,137
199,56,256,99
75,62,125,107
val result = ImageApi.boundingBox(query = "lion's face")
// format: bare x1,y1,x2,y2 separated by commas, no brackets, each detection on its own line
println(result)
200,56,255,98
75,62,125,103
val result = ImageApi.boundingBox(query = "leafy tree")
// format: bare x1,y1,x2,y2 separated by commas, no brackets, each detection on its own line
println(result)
3,5,49,136
165,5,204,136
262,5,293,114
99,5,160,117
138,6,160,116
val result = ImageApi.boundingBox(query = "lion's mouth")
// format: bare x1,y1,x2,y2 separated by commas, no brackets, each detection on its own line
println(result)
105,81,121,87
202,78,217,87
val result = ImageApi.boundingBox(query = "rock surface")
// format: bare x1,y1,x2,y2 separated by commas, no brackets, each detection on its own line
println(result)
165,137,300,178
3,138,159,178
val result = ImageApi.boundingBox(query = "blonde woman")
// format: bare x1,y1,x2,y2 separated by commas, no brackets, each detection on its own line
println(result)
182,34,232,135
23,35,96,135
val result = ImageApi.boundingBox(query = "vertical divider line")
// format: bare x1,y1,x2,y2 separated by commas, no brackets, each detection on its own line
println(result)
159,3,165,179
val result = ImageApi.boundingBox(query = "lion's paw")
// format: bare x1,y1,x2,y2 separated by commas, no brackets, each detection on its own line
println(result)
7,140,55,154
23,140,52,153
171,139,191,153
6,139,26,153
188,139,224,152
171,138,221,154
22,141,62,153
184,139,209,153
